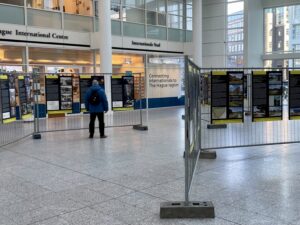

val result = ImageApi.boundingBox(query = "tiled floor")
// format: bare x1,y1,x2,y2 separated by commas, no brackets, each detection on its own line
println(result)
1,107,300,224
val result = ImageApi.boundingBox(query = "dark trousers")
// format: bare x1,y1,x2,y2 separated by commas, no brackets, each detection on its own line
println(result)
89,112,105,136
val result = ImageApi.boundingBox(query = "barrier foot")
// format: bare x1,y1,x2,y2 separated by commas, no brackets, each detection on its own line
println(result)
182,114,185,120
207,124,227,129
160,201,215,219
199,150,217,159
133,124,148,131
32,133,42,139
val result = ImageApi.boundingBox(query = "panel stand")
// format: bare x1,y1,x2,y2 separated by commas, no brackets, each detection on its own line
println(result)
32,133,41,139
160,201,215,219
199,150,217,159
207,124,227,129
133,125,148,131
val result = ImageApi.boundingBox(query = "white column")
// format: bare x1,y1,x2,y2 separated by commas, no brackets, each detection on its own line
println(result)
193,0,202,67
98,0,112,110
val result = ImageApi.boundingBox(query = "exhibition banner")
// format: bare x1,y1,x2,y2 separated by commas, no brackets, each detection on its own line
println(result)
289,71,300,120
111,75,134,110
46,74,60,111
0,75,10,121
18,75,32,116
211,71,244,124
252,71,282,122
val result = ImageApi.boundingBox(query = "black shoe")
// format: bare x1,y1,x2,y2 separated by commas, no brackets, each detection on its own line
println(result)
100,135,107,139
89,134,94,138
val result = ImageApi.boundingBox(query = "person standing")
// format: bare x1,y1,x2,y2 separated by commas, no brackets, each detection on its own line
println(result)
85,80,108,138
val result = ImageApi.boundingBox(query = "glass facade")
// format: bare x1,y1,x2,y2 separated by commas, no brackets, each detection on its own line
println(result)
226,0,244,68
0,0,192,41
264,4,300,67
102,0,192,42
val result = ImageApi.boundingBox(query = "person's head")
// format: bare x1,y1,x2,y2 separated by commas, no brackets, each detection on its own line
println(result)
92,79,99,86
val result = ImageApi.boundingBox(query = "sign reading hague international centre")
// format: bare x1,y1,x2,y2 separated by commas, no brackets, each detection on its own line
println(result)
0,29,69,40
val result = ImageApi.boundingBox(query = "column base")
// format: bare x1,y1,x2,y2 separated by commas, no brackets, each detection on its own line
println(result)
133,124,148,131
199,150,217,159
207,124,227,129
160,201,215,219
32,133,42,139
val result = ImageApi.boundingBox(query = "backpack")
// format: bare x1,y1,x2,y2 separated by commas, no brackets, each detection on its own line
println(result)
89,90,100,105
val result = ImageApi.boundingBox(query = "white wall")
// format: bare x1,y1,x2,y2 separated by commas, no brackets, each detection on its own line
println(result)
202,0,226,68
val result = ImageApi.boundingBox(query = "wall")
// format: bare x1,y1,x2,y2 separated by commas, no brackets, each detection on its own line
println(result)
202,0,226,68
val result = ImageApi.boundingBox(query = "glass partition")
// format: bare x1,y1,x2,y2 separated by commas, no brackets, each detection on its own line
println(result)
123,22,145,38
64,14,93,32
112,20,122,35
0,4,24,25
168,28,184,42
26,0,60,11
147,25,167,40
27,8,61,29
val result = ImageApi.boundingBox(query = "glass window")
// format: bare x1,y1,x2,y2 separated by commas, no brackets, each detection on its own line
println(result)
27,8,61,28
168,14,183,29
226,0,244,67
64,0,93,16
111,2,121,19
123,0,145,9
167,0,183,16
27,0,60,11
264,5,300,54
0,0,23,6
0,4,24,25
123,7,145,23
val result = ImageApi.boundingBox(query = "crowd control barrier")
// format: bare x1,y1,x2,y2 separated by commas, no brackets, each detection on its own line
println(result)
0,72,147,147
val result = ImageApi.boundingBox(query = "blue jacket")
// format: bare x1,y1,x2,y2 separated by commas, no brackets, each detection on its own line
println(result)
84,85,108,113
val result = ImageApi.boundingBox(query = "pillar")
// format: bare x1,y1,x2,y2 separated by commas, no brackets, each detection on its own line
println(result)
98,0,112,110
193,0,202,67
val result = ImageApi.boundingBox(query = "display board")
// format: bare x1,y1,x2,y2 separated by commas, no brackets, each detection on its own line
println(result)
111,75,134,110
60,76,73,110
18,76,32,116
8,75,16,118
289,70,300,119
252,71,282,122
46,74,60,110
79,75,104,109
0,75,10,121
211,71,244,124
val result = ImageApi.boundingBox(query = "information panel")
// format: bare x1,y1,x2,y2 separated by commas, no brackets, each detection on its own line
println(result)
252,71,282,122
60,76,73,110
289,71,300,119
46,74,60,110
18,76,32,116
111,75,134,110
0,75,10,120
211,71,244,124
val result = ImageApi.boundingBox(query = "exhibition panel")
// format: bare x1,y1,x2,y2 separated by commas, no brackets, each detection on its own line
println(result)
0,71,147,146
196,67,300,150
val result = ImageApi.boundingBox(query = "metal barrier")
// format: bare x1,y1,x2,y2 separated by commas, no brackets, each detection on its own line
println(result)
199,67,300,150
0,72,147,146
